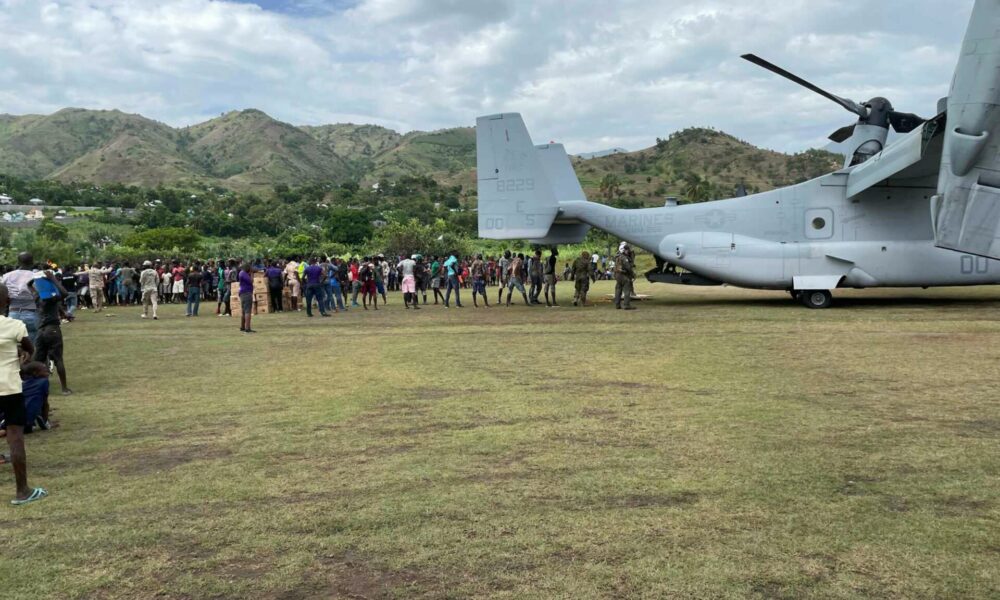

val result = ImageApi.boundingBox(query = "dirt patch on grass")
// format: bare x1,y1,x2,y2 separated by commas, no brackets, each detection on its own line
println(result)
953,418,1000,435
581,407,619,420
335,444,417,465
115,424,199,441
388,415,552,436
531,379,658,393
459,450,533,484
606,491,700,509
799,552,839,582
882,495,910,513
275,550,433,599
398,420,485,435
401,386,486,401
534,379,715,398
838,474,883,496
4,516,44,530
109,443,233,476
211,554,275,581
934,495,992,517
748,576,799,599
552,432,654,449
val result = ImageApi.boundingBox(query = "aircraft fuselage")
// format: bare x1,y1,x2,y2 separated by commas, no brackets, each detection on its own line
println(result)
557,168,1000,291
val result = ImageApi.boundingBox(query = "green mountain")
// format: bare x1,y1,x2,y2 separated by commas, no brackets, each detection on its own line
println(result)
181,109,352,189
0,109,842,200
573,128,842,204
300,123,402,175
0,108,200,185
368,127,476,183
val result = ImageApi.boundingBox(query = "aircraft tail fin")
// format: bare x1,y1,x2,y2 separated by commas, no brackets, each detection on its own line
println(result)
933,0,1000,259
477,113,559,239
528,143,590,244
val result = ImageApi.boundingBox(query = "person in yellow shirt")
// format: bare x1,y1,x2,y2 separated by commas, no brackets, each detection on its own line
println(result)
0,285,47,505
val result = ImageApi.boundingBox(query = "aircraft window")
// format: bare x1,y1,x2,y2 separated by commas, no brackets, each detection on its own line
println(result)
812,217,826,230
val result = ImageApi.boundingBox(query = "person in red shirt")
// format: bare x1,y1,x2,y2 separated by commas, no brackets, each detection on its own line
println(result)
349,259,361,307
171,262,186,304
359,257,378,311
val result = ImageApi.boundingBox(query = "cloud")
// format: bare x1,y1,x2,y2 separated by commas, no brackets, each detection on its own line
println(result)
0,0,977,153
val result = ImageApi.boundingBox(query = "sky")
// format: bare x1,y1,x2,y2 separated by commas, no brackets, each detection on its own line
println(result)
0,0,977,154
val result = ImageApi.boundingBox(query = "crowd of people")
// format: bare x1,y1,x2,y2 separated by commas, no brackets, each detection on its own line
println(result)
46,244,637,319
0,242,640,505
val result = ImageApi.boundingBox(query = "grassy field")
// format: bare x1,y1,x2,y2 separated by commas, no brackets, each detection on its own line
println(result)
2,281,999,599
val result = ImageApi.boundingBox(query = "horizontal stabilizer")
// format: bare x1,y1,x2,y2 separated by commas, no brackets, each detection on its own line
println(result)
528,223,591,245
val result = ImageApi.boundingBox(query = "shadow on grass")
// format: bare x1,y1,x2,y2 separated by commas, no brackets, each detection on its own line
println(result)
641,294,1000,309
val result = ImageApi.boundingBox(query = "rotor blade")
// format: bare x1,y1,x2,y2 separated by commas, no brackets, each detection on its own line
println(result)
741,54,867,117
888,111,925,134
828,124,856,143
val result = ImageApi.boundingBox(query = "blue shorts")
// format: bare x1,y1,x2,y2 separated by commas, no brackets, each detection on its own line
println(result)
473,278,486,293
376,282,385,295
507,277,526,294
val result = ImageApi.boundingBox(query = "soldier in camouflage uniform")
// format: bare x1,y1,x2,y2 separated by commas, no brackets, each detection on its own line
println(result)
613,243,637,310
572,251,591,306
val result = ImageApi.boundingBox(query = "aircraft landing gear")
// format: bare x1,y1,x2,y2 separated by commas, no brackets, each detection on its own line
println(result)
789,290,801,301
800,289,833,309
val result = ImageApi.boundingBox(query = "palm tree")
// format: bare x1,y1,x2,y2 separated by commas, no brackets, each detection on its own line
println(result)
682,173,713,203
599,174,623,202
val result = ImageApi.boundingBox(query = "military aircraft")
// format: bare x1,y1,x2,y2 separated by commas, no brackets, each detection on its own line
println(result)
476,0,1000,308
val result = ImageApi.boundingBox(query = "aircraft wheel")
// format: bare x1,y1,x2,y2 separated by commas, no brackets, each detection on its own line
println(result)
801,289,833,309
789,290,801,300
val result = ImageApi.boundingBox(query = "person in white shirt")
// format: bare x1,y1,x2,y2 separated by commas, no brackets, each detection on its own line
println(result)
139,261,159,320
2,252,40,344
397,255,419,310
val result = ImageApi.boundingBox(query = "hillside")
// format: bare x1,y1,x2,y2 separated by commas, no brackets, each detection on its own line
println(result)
368,127,476,183
0,109,842,201
300,123,402,176
181,109,352,188
573,128,842,205
0,108,202,186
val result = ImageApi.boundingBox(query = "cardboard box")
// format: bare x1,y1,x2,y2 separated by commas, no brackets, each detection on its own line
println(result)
254,292,271,314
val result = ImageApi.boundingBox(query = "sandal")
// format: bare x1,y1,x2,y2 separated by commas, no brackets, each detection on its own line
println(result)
11,487,48,506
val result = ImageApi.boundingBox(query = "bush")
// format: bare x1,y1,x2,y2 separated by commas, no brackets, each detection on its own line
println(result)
374,219,470,259
124,227,201,252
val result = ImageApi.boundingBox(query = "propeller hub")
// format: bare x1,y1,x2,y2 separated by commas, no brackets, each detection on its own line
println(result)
863,97,893,128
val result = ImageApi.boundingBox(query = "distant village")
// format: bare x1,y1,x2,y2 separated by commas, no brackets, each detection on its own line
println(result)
0,193,53,224
0,193,128,226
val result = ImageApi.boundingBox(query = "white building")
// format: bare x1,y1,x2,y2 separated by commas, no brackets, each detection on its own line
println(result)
25,208,44,221
0,194,13,205
28,198,44,206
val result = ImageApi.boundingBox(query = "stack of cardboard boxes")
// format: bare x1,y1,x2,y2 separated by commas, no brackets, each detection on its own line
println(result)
230,271,294,316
